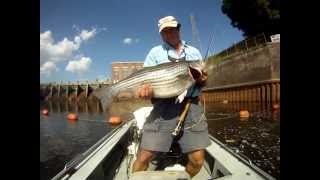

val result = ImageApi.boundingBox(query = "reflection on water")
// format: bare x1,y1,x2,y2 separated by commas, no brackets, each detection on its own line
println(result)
40,99,151,180
40,99,108,180
203,100,279,114
42,99,102,114
40,99,280,179
204,101,280,179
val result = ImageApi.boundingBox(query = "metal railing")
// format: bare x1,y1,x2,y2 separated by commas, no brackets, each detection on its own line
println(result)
208,33,270,65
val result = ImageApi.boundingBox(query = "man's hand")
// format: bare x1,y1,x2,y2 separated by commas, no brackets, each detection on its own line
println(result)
195,70,208,87
135,84,153,99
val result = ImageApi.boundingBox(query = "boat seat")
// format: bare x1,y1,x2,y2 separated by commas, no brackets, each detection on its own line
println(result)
129,170,190,180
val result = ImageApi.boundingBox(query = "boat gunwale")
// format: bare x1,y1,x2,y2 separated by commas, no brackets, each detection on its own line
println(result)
53,119,276,180
51,121,129,180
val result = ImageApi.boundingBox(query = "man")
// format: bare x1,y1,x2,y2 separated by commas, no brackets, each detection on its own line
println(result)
132,16,211,177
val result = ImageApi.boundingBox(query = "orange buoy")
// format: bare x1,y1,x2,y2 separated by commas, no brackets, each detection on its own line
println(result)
272,104,280,110
67,113,78,121
108,116,122,125
239,110,250,118
42,109,49,116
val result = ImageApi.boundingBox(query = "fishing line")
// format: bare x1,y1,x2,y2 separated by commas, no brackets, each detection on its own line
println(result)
206,114,238,121
76,118,106,123
203,30,215,61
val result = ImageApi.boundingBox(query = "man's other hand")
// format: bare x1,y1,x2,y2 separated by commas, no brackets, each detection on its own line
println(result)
135,84,153,99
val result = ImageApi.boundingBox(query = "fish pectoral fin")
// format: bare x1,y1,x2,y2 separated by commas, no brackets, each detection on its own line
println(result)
175,89,188,104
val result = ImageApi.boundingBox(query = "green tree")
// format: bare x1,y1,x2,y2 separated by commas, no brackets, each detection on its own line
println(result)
222,0,280,38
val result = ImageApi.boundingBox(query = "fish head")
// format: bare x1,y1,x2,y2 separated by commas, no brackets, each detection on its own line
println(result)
188,60,205,81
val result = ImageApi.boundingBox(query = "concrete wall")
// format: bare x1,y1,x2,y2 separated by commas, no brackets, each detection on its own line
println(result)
205,42,280,88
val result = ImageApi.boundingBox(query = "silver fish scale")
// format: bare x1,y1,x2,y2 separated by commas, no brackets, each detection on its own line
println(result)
95,60,203,110
111,62,192,98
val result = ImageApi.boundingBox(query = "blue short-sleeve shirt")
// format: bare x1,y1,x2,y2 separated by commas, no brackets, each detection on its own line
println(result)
143,40,203,98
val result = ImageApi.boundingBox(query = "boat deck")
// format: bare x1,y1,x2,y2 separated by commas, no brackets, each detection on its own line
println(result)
114,153,211,180
53,119,276,180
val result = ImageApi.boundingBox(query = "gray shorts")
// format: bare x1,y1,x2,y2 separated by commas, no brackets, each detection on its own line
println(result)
140,98,211,153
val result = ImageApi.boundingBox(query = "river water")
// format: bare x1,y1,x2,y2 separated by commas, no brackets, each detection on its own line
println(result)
205,102,280,179
40,100,111,179
40,99,280,179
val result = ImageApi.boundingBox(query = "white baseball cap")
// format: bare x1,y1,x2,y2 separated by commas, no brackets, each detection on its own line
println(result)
158,16,180,33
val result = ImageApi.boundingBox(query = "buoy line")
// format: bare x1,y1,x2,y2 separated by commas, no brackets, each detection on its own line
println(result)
76,118,106,123
206,113,238,121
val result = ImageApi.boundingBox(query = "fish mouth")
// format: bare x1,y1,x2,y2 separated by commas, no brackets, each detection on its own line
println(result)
188,65,203,81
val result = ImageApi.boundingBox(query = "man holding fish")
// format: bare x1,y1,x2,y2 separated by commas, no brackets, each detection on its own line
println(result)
132,16,211,177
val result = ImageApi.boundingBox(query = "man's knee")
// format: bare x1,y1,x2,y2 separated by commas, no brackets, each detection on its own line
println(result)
188,149,205,168
136,149,155,164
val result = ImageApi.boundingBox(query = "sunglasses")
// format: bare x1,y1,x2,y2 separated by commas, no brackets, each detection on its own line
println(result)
167,48,186,62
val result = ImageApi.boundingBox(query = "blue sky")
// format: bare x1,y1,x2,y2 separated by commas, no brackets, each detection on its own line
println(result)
40,0,244,83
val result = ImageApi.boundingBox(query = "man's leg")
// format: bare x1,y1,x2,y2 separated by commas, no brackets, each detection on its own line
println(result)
186,149,205,177
132,149,155,173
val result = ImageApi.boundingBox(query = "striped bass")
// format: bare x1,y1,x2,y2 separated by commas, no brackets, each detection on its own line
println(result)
93,60,205,111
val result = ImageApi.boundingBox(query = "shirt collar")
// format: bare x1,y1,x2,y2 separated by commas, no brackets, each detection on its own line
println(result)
163,40,188,50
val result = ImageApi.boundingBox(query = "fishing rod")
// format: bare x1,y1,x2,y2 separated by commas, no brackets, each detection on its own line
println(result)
172,31,215,138
204,31,215,61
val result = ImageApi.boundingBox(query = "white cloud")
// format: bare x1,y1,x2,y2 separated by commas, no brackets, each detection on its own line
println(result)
40,31,54,45
72,24,80,32
40,31,80,64
123,37,140,45
123,38,133,44
65,57,92,74
40,28,97,77
79,29,97,41
74,36,81,45
40,61,58,76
